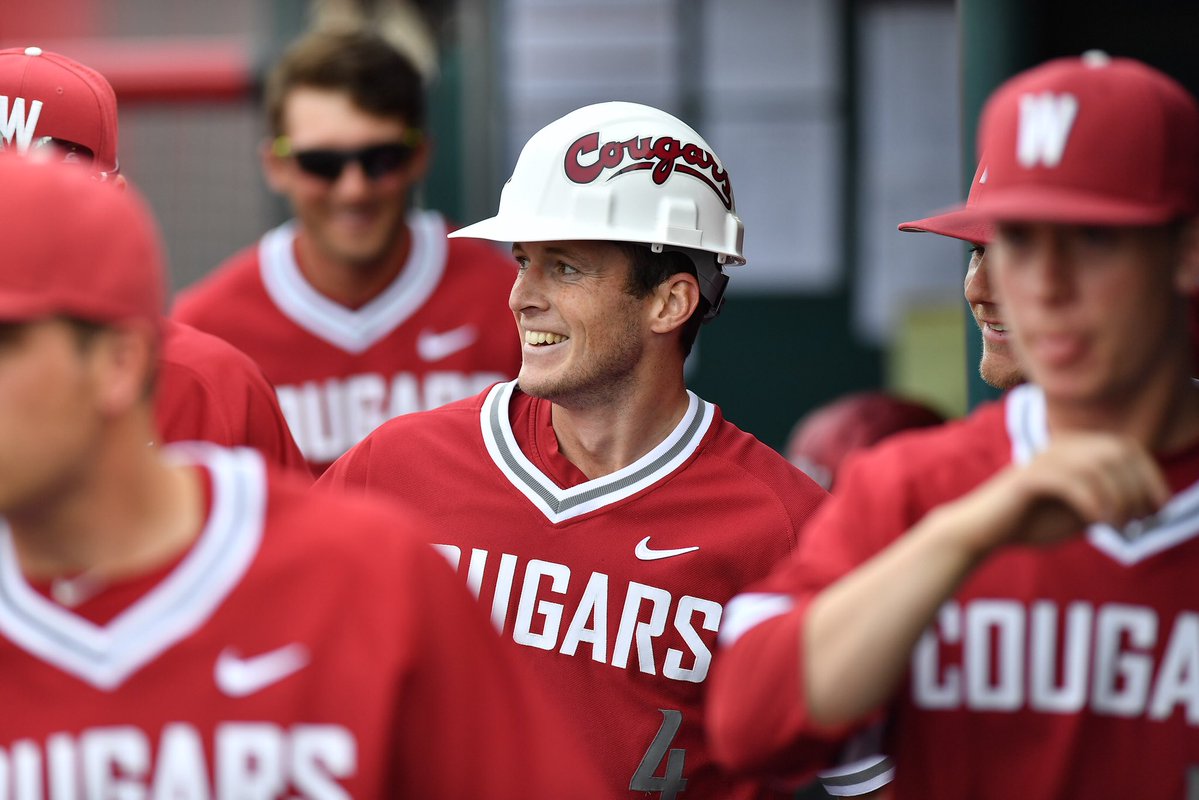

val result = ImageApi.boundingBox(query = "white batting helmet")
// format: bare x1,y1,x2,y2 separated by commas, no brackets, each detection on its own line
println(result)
449,101,745,321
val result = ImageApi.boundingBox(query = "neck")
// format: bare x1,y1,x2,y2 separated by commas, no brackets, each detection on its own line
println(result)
6,416,203,584
1046,361,1199,455
293,227,411,310
549,367,691,480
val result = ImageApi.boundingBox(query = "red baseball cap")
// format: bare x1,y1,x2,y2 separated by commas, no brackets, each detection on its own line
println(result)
0,46,119,175
897,160,993,245
785,392,945,490
0,154,164,326
958,51,1199,226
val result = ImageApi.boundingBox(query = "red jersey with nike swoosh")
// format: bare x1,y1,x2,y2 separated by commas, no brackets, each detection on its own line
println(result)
171,210,522,474
0,444,608,799
155,320,310,477
318,380,827,800
708,384,1199,799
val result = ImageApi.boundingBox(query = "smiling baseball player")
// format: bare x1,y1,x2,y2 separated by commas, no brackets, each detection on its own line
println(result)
172,30,520,474
319,101,832,799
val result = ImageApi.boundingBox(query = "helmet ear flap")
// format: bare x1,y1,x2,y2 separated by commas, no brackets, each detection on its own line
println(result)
652,243,728,323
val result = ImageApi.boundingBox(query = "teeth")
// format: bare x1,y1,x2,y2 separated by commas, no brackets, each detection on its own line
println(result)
525,331,568,345
989,323,1008,333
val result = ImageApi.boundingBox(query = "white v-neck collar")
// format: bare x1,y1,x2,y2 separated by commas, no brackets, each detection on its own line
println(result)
259,209,448,354
480,380,715,524
0,445,266,689
1005,384,1199,565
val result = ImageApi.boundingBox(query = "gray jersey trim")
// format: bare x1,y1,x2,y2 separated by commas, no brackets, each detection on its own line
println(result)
479,381,715,524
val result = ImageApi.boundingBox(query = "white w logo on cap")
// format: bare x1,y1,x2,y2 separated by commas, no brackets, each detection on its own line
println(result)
0,96,43,153
1017,92,1078,168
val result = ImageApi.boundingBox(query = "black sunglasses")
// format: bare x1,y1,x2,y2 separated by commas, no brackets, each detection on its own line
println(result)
273,135,421,181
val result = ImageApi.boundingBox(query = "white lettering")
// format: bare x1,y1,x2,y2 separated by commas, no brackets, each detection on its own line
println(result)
278,371,506,463
13,740,40,800
490,553,519,633
663,596,721,682
561,572,609,662
1092,604,1156,717
46,734,77,800
291,725,355,800
0,97,43,153
1149,612,1199,724
612,582,671,674
343,374,388,445
513,560,570,649
1029,601,1092,713
215,723,285,799
82,727,147,800
1017,92,1078,168
912,603,962,709
966,600,1025,710
151,724,209,800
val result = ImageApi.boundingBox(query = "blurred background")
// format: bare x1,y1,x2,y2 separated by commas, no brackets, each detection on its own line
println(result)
4,0,1196,452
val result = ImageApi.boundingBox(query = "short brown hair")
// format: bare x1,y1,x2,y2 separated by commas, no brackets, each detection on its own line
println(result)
264,29,424,138
618,243,709,358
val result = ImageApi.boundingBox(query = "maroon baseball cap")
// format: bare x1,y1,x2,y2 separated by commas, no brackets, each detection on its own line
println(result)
0,154,164,326
898,160,993,245
0,46,119,174
956,51,1199,226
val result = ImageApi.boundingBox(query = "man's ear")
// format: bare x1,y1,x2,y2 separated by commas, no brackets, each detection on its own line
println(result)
90,320,159,416
260,137,291,194
648,273,700,336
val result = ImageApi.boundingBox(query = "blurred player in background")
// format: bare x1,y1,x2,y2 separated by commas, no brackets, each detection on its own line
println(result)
707,53,1199,799
785,391,945,491
173,28,521,474
0,45,308,474
318,101,859,799
0,154,606,799
899,161,1024,390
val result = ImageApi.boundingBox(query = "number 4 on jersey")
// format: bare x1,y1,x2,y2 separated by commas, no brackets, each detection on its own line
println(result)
631,709,688,799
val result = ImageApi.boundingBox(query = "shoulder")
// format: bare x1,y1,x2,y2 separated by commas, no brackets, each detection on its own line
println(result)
172,241,264,318
160,320,265,377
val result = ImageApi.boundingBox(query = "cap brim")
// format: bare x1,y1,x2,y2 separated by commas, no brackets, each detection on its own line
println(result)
898,204,992,245
951,186,1188,227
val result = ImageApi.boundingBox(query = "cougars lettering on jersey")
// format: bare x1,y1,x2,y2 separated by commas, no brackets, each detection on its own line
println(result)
320,380,827,800
171,211,522,474
710,384,1199,800
0,445,606,799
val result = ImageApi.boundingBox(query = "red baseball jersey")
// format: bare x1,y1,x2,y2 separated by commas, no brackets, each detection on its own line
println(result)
319,380,827,800
171,211,522,474
155,320,309,476
0,444,608,799
709,384,1199,799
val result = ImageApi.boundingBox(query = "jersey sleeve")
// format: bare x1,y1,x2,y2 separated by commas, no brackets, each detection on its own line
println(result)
391,539,611,800
155,324,311,481
706,444,916,783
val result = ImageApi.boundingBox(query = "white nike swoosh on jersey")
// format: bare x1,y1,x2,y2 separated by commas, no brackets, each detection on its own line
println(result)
417,324,478,362
215,643,309,697
635,536,700,561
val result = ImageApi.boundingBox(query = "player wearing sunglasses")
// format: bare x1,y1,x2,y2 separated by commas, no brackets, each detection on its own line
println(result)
173,29,522,474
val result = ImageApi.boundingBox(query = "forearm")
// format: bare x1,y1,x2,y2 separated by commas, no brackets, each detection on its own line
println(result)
803,499,990,727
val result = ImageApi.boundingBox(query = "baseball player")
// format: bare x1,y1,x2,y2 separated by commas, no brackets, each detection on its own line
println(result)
172,29,522,474
0,45,308,474
0,153,606,799
317,101,851,799
784,391,945,490
707,53,1199,799
899,161,1024,389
